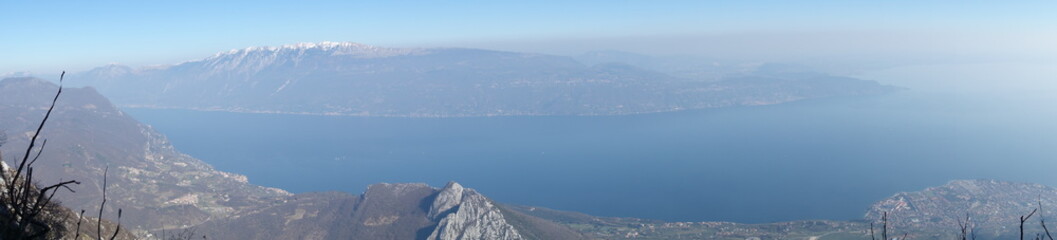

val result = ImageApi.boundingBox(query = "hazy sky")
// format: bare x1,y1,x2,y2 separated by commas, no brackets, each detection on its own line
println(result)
2,1,1056,74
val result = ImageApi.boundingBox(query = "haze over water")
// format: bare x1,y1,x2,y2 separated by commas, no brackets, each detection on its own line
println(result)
126,62,1057,223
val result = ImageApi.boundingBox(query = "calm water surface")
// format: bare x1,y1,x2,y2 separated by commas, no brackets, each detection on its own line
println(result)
124,63,1057,223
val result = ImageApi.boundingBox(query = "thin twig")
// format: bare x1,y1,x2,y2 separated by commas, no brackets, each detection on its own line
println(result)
870,222,876,240
11,71,64,198
75,209,85,239
1024,208,1039,240
882,212,888,240
27,139,47,168
98,166,108,240
108,209,122,240
959,214,969,240
1041,198,1055,240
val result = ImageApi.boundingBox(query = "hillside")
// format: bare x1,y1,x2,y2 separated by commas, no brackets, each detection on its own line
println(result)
8,77,1057,240
194,182,584,240
0,77,584,239
867,179,1057,240
0,77,292,235
516,180,1057,240
70,42,901,117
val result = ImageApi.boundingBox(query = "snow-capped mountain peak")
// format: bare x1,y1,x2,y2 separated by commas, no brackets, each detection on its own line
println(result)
82,63,136,78
191,41,423,74
217,41,419,58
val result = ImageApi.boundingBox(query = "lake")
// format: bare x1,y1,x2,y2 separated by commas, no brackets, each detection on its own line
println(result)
124,63,1057,223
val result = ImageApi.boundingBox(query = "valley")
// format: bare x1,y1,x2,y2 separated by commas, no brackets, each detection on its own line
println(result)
5,68,1057,239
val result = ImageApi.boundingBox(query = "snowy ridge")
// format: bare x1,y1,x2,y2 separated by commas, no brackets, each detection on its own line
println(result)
189,41,422,74
78,42,420,77
213,41,420,59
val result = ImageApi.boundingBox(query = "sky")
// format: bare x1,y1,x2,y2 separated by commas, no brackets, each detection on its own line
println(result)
2,1,1056,74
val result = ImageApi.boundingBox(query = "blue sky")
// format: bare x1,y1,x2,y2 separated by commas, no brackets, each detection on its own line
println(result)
2,1,1055,74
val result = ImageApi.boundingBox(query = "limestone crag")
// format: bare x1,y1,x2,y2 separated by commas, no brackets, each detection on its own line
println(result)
428,182,465,220
428,182,523,240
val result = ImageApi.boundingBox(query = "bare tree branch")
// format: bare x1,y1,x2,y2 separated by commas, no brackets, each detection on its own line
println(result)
1024,208,1039,240
98,166,108,240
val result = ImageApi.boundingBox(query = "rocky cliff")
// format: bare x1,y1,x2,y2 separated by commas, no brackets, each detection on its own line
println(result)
427,182,523,240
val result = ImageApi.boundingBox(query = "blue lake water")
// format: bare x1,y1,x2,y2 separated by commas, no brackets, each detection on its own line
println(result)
124,63,1057,223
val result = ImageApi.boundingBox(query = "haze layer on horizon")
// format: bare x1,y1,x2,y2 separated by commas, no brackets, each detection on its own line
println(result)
2,1,1056,74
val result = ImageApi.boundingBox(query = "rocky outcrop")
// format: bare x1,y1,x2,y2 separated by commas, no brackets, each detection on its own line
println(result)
427,182,523,240
194,182,585,240
428,182,465,219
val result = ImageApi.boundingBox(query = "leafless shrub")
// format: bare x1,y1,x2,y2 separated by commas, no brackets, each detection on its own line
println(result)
957,213,975,240
868,212,909,240
0,72,123,240
0,71,81,239
1021,208,1039,240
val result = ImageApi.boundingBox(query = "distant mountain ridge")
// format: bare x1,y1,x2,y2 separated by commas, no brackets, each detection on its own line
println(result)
69,42,901,117
3,77,1057,240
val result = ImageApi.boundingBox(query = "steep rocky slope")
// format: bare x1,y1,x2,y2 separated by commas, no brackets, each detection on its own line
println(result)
0,77,292,235
426,182,524,240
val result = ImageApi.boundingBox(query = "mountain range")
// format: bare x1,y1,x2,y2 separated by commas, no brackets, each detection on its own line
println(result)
2,77,1057,239
68,42,901,117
